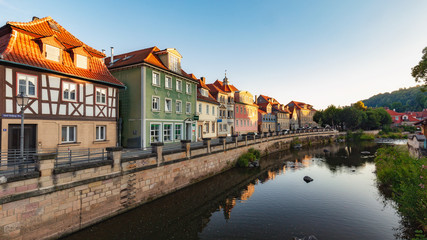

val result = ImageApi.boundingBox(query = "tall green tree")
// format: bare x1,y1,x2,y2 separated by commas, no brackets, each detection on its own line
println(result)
412,46,427,91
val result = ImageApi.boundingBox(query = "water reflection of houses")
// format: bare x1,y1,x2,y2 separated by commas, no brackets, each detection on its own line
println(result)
219,183,256,219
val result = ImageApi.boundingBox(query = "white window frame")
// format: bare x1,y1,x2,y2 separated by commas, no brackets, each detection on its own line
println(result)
186,102,192,115
165,98,172,112
95,125,106,141
45,44,61,62
62,81,77,101
186,83,192,94
212,106,215,116
17,73,37,98
174,123,183,141
152,71,160,86
212,121,215,133
176,79,182,92
165,76,172,89
76,54,88,69
61,125,76,143
198,103,202,114
150,123,161,143
95,87,107,104
176,100,182,114
152,96,160,111
206,105,209,115
163,124,173,142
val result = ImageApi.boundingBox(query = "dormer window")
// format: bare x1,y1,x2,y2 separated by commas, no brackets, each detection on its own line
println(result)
76,54,88,69
201,89,208,97
45,44,61,62
170,55,179,72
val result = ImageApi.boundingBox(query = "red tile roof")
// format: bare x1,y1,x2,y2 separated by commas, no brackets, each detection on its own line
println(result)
386,109,419,124
197,78,219,105
0,16,123,87
286,101,315,111
105,47,197,82
213,80,239,92
206,83,226,94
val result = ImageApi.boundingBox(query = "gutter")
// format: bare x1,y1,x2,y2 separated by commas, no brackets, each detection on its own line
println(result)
0,59,126,89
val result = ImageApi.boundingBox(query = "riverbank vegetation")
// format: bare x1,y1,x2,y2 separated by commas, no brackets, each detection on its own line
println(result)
314,101,392,131
236,148,261,167
374,146,427,234
346,130,375,141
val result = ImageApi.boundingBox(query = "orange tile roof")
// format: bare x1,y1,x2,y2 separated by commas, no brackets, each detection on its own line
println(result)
105,47,197,83
206,83,226,94
213,80,239,92
0,16,123,87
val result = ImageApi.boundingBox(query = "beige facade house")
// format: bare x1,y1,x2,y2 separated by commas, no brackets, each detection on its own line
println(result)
286,101,317,128
196,77,220,140
0,17,124,155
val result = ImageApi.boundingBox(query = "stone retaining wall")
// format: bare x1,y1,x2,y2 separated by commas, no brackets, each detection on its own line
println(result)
0,131,341,240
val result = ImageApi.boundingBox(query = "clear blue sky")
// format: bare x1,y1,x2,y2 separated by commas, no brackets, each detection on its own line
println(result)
1,0,426,109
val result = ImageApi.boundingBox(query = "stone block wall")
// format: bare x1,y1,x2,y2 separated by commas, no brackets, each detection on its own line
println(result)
0,131,341,240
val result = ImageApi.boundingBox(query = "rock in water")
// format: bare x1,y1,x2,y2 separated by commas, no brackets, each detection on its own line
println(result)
0,176,7,184
303,176,313,183
323,149,329,153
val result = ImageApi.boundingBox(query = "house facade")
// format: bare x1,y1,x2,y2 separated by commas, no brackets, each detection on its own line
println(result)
196,77,219,140
256,95,290,132
234,91,258,134
207,75,238,136
0,17,124,154
257,103,276,133
286,101,317,128
106,47,197,148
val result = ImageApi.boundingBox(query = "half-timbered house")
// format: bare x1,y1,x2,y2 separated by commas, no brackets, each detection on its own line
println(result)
0,17,124,153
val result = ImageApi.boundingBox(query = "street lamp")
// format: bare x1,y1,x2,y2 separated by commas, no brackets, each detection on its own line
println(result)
16,92,29,173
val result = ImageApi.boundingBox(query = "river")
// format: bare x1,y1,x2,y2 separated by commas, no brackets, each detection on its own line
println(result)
62,142,405,240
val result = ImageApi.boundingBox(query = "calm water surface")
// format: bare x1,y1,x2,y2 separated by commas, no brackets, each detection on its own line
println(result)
63,143,404,240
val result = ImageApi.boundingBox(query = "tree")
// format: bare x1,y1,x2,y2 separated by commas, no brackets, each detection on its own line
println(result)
354,101,367,111
374,108,392,126
412,46,427,91
340,106,365,130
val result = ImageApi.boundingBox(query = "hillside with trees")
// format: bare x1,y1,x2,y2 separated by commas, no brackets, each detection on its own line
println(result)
361,86,427,112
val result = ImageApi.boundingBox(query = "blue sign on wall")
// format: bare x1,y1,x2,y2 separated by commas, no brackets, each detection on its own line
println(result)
2,114,21,118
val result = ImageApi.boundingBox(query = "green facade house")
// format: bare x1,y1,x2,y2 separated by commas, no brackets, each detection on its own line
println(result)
106,47,197,148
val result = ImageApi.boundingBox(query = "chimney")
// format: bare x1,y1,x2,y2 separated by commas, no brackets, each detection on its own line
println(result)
201,77,206,84
102,49,105,55
254,95,257,104
32,16,39,21
110,47,114,64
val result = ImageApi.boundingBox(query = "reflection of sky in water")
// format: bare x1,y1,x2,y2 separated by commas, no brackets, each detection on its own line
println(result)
202,148,400,240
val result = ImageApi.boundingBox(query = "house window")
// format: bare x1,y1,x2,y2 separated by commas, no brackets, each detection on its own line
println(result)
61,126,76,143
96,125,106,141
175,124,182,140
76,54,88,69
165,98,172,112
163,124,172,142
17,73,37,97
165,76,172,89
63,82,76,101
150,124,160,143
206,105,209,115
186,102,191,114
212,122,215,133
224,124,228,131
219,124,222,131
176,80,182,92
176,100,182,113
236,120,239,126
170,56,179,72
152,72,160,86
204,122,209,133
96,88,106,104
186,83,191,94
45,44,61,62
212,106,215,115
199,103,202,114
395,116,399,121
236,106,239,113
152,96,160,111
201,89,208,97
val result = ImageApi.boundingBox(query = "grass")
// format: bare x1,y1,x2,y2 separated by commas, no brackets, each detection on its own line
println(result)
374,146,427,234
236,148,260,167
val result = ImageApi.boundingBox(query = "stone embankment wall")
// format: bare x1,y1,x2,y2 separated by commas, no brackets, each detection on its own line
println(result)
0,130,341,240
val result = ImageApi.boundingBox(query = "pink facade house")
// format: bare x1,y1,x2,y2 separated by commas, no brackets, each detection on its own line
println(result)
234,91,258,134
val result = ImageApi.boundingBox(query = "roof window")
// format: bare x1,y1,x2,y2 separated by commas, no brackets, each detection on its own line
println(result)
48,21,60,32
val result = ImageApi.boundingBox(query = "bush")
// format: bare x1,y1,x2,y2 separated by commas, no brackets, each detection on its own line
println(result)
248,148,261,159
236,150,259,167
375,146,427,231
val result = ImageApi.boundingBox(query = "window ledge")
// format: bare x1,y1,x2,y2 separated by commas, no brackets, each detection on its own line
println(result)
58,142,81,146
93,140,110,144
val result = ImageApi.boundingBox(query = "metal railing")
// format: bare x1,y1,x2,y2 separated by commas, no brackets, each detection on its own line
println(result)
55,148,107,167
0,149,37,177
